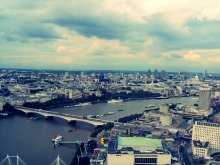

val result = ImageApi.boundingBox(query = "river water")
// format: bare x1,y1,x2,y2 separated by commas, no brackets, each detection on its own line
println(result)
0,97,197,165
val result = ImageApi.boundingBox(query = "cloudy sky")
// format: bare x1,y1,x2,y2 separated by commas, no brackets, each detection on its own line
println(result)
1,0,220,72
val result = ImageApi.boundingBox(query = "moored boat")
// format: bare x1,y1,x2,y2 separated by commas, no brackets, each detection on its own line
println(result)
52,135,63,143
107,111,114,115
107,99,123,103
75,102,91,107
156,96,169,99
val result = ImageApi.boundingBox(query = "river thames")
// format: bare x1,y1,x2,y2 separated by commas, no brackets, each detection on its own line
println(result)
0,97,197,165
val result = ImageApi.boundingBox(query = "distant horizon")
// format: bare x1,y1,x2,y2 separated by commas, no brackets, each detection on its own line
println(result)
0,67,218,75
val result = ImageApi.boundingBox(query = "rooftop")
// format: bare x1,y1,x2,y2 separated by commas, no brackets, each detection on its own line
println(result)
193,140,209,148
118,137,163,149
195,121,220,128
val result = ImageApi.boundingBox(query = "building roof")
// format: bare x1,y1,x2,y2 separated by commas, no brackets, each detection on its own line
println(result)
195,121,220,128
118,137,162,149
193,140,209,148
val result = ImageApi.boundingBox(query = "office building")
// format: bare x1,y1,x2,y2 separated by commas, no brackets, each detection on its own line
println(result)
160,115,172,126
107,137,171,165
192,121,220,150
198,87,211,111
175,86,183,96
204,69,207,78
159,104,169,114
192,141,210,159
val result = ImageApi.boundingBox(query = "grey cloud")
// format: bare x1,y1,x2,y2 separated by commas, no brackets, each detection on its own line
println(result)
171,53,183,59
51,15,131,40
20,24,60,39
49,12,189,54
145,15,184,41
51,13,183,42
0,19,61,42
158,19,220,51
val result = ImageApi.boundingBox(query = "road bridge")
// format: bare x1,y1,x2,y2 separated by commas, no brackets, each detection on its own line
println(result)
16,107,105,127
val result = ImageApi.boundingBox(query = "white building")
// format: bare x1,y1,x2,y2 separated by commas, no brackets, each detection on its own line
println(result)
192,121,220,150
0,96,6,111
0,101,4,111
107,137,171,165
187,75,200,85
159,104,169,114
175,86,183,96
192,141,210,159
68,90,82,99
214,91,220,97
160,115,172,126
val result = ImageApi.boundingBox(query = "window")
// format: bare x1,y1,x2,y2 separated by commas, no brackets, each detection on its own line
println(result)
134,158,157,165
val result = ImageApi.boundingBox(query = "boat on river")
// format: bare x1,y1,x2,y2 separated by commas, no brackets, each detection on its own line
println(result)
75,102,91,107
68,128,77,132
52,135,63,143
156,96,169,99
107,111,114,115
107,99,123,103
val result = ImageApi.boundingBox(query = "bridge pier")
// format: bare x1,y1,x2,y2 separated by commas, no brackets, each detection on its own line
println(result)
26,112,35,117
68,120,76,124
17,110,27,115
45,116,54,120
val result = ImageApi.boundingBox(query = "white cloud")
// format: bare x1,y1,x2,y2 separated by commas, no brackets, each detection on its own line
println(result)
56,46,66,52
183,51,201,61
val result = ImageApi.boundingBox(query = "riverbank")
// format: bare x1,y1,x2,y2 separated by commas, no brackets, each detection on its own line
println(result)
23,95,193,111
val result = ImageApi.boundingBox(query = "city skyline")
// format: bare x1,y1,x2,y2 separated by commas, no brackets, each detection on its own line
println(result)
1,0,220,72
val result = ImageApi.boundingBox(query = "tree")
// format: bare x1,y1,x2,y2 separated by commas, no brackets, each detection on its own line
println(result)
79,156,90,165
90,122,114,138
87,139,97,153
2,103,15,113
70,143,86,165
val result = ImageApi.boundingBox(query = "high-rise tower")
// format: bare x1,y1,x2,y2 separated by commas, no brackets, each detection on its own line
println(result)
204,69,207,78
198,86,211,111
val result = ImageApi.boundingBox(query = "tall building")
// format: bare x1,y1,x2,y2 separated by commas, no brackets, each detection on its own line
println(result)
204,69,207,78
198,86,211,111
147,69,152,78
154,69,158,79
175,86,183,96
192,121,220,150
160,70,165,78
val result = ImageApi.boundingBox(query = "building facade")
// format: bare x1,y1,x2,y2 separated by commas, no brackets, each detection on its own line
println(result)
198,87,211,111
160,115,172,126
107,154,171,165
159,104,169,114
192,141,210,159
107,137,171,165
192,121,220,150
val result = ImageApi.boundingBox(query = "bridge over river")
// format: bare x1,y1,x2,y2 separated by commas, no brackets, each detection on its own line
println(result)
16,107,107,126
